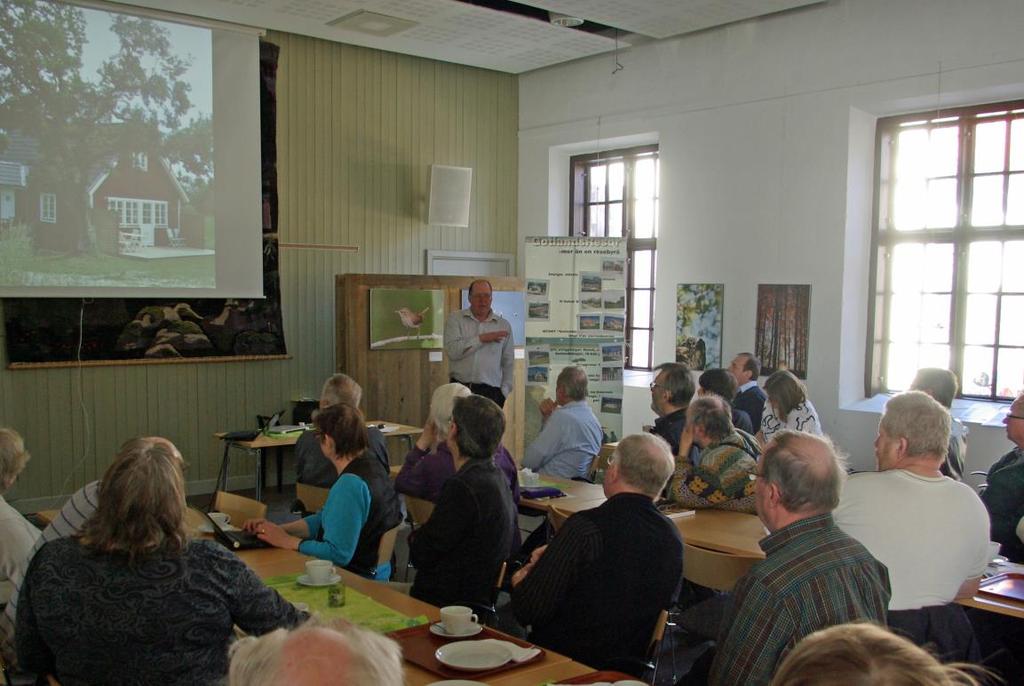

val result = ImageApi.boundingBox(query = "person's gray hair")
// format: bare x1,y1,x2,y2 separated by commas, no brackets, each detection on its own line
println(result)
686,395,734,442
613,433,675,497
880,391,951,458
451,395,505,460
761,430,847,514
655,362,696,406
320,373,362,408
557,366,588,401
429,383,472,438
228,618,404,686
0,427,29,493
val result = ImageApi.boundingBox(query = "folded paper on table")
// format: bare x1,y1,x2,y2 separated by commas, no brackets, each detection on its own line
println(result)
264,573,427,633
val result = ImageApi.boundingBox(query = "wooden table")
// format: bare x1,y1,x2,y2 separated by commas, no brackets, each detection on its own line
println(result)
214,420,422,501
234,546,598,684
957,561,1024,620
518,475,607,513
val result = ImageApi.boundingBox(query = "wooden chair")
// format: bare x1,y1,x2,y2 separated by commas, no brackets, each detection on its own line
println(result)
682,542,760,592
212,491,267,527
588,445,615,482
547,503,572,533
401,495,436,581
295,483,329,512
377,525,401,579
604,608,670,681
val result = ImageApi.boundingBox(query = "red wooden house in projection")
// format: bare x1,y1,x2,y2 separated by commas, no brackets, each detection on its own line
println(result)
88,152,191,253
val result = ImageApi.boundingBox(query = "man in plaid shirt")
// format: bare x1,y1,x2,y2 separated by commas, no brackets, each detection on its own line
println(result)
709,431,890,686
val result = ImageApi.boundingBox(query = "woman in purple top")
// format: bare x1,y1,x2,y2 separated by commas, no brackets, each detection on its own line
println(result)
396,383,521,548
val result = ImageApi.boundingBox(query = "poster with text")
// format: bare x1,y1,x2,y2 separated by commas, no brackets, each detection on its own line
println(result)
523,236,626,451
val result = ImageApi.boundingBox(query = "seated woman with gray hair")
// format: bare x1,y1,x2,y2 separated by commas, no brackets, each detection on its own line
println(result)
0,428,39,649
15,437,302,685
396,382,520,504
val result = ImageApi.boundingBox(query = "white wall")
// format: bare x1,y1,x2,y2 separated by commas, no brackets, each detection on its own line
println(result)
518,0,1024,473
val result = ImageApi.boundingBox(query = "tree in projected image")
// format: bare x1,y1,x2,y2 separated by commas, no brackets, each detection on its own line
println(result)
0,0,196,254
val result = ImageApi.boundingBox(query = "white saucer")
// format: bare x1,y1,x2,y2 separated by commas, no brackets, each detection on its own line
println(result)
430,622,483,638
435,641,511,671
296,573,341,587
425,681,489,686
197,523,240,533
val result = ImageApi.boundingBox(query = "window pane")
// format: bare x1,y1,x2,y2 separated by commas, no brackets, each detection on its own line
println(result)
588,206,606,236
974,121,1006,173
1000,296,1024,346
896,128,928,179
996,347,1024,398
630,328,650,368
929,126,959,177
1011,119,1024,172
608,162,624,202
893,178,926,231
891,244,924,293
925,178,957,228
633,250,653,288
920,294,951,343
920,343,950,370
921,243,954,292
1007,173,1024,225
885,342,919,390
634,198,655,239
971,175,1005,226
1003,241,1024,292
965,294,997,345
967,241,1002,293
631,289,651,328
889,293,921,342
608,202,623,237
962,345,994,395
589,165,607,202
635,158,656,200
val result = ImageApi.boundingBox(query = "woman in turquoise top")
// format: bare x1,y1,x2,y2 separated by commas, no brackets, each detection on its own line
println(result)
244,403,402,580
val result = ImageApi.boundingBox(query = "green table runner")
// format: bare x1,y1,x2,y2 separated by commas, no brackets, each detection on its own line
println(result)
264,573,427,633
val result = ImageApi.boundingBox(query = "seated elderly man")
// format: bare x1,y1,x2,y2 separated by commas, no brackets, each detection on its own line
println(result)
295,373,388,488
835,391,990,660
669,395,760,512
710,431,890,686
228,618,403,686
409,395,516,607
910,367,968,480
981,392,1024,562
511,433,682,670
0,428,39,666
522,366,603,479
647,362,695,455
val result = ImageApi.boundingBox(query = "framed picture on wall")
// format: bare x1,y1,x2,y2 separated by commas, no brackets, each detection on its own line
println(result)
676,283,724,370
755,284,811,378
369,288,445,350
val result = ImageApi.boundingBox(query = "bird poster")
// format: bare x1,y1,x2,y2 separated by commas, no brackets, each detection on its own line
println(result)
368,288,445,350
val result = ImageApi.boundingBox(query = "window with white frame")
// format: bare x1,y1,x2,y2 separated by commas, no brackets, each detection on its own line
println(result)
570,144,659,370
39,192,56,223
107,198,169,228
131,152,148,171
869,100,1024,401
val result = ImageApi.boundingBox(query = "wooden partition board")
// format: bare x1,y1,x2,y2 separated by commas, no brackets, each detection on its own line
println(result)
335,274,525,462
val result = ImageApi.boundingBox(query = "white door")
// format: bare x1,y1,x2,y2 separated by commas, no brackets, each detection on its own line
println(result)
0,189,14,220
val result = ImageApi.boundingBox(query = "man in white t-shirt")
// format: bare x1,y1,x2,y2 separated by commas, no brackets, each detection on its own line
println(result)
834,391,990,660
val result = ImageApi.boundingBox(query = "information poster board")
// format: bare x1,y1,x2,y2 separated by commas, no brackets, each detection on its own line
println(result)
523,237,626,447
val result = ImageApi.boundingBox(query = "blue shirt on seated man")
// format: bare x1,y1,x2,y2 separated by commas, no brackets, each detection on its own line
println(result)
522,366,603,480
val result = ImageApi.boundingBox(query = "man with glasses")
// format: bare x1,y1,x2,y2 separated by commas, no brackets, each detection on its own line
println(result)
647,362,695,456
709,431,889,686
444,279,514,407
982,392,1024,562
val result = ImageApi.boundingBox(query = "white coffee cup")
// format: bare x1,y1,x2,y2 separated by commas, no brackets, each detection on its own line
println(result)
208,512,230,527
988,540,1002,561
306,559,334,584
440,605,479,634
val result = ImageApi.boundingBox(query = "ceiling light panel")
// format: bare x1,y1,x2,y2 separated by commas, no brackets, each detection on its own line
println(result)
516,0,826,40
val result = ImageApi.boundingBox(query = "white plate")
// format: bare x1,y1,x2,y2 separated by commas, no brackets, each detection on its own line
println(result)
197,523,240,533
430,622,483,638
296,573,341,587
425,681,489,686
435,641,512,671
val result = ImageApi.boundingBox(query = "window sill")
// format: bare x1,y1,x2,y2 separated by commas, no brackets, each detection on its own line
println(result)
842,393,1011,428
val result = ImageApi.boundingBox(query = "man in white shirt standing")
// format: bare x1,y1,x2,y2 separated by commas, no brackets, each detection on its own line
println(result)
834,391,990,660
444,279,513,407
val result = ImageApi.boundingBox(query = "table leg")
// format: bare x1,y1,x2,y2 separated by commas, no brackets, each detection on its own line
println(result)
276,446,284,493
215,441,232,494
255,448,264,502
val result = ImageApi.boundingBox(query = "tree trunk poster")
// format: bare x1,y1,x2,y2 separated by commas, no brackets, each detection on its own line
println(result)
523,236,626,448
755,284,811,379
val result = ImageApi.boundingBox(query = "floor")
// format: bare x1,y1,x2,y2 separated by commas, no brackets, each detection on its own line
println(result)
197,484,708,685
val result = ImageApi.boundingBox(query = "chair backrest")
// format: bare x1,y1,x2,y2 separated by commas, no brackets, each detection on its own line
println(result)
588,448,614,482
682,542,760,592
212,491,267,526
548,504,572,533
295,483,329,512
647,609,670,658
404,496,436,526
377,525,401,568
